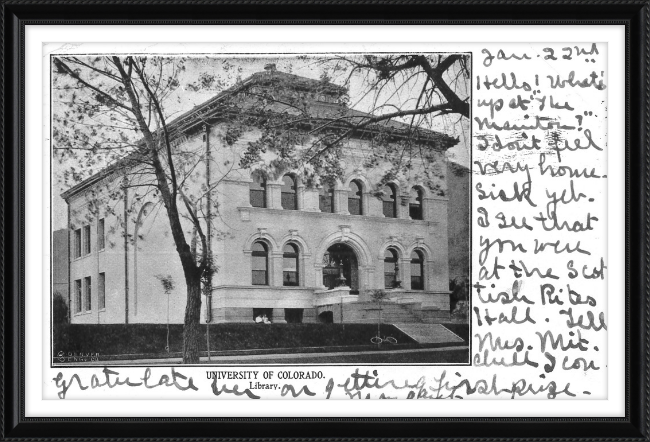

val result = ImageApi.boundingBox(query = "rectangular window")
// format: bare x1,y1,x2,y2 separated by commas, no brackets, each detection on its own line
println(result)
283,272,299,286
74,279,82,313
383,200,396,218
97,219,105,250
319,185,335,213
281,192,297,210
411,261,423,290
83,225,91,255
74,229,82,259
348,198,361,216
384,262,396,289
252,256,267,285
250,177,267,208
319,194,333,213
84,276,92,312
284,308,303,324
98,272,106,310
250,189,266,208
283,256,298,287
409,204,423,220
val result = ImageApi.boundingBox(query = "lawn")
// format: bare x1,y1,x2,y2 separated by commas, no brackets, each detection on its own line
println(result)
55,323,418,357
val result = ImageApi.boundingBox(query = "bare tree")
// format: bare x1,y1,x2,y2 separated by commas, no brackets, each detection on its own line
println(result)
53,56,244,363
53,54,469,363
239,54,469,194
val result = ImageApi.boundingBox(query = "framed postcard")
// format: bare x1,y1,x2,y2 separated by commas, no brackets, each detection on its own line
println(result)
4,0,646,439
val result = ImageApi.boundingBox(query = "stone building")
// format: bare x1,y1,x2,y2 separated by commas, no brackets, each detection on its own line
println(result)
61,67,466,325
447,162,470,283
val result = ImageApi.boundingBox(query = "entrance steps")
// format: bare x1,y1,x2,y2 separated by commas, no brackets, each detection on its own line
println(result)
339,301,424,324
392,323,465,344
318,299,452,324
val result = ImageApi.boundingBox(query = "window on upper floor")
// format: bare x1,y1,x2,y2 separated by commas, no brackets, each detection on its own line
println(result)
410,250,424,290
281,174,297,210
283,243,299,286
97,218,105,251
409,187,423,220
74,279,82,313
382,184,397,218
348,180,363,215
73,229,82,259
384,248,399,289
98,272,106,310
83,225,91,255
251,241,269,286
319,182,335,213
84,276,92,312
250,176,266,208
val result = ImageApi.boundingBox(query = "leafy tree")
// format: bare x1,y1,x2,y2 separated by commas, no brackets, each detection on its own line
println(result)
53,54,469,363
53,56,237,363
369,289,390,340
52,291,69,352
450,276,469,322
155,274,175,353
238,54,469,196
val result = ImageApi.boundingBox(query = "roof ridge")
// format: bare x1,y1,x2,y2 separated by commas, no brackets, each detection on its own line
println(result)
60,69,458,200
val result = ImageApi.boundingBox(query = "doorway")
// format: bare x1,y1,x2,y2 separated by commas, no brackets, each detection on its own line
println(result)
322,243,359,294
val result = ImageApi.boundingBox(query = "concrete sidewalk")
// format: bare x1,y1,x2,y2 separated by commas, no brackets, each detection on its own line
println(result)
393,323,465,344
60,345,469,365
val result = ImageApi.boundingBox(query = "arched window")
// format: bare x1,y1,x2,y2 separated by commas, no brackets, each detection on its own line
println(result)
410,250,424,290
250,175,266,208
283,243,299,286
251,241,268,285
409,187,423,220
384,248,399,289
348,180,363,215
382,184,397,218
319,182,335,213
281,174,297,210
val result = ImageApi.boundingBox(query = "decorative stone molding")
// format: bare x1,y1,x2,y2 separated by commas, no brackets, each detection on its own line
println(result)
313,287,357,307
338,225,352,242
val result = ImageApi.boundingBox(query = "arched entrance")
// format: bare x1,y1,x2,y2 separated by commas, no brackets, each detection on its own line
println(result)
322,243,359,294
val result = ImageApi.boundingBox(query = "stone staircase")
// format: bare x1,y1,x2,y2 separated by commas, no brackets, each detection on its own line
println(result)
339,301,434,324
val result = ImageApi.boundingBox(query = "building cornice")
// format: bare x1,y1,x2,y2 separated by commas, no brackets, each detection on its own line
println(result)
60,70,458,201
237,206,437,226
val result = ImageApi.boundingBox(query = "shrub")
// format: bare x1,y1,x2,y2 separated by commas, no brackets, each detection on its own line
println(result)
55,323,416,357
52,291,69,352
449,277,468,309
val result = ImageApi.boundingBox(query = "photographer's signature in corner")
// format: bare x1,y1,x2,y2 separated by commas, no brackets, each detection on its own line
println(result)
56,351,100,363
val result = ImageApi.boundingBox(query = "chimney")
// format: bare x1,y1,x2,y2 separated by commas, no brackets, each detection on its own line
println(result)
264,63,277,73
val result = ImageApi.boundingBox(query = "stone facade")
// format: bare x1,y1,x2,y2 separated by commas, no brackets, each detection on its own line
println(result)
62,70,463,325
447,162,471,282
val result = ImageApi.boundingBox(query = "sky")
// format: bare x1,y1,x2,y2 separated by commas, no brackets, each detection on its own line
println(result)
51,54,470,230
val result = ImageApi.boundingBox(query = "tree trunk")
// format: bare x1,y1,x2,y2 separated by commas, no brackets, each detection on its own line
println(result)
182,274,203,364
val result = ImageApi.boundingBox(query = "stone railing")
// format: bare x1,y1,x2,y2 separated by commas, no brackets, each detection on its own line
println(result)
313,286,358,307
383,289,451,310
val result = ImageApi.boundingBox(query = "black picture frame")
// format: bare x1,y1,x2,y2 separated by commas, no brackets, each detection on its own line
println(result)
3,1,647,439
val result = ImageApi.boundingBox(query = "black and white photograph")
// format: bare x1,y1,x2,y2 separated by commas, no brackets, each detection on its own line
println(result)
51,53,472,366
5,8,635,432
3,0,642,434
